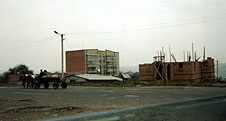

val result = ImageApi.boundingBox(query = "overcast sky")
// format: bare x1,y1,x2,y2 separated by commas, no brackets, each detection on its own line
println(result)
0,0,226,73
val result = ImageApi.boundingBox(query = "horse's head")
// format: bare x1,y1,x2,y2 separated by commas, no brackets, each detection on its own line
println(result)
31,75,35,79
19,74,25,81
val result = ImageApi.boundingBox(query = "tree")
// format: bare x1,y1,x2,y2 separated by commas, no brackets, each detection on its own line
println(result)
3,64,34,81
10,64,33,75
129,72,139,81
0,74,5,82
13,64,33,74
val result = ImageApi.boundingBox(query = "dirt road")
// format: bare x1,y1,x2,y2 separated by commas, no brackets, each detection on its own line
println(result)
1,86,226,121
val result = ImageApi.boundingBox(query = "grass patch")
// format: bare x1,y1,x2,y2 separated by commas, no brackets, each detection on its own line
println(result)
0,82,21,87
68,79,220,87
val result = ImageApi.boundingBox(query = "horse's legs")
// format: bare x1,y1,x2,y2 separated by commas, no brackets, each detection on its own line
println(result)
22,81,25,88
25,81,28,88
27,81,30,88
31,81,34,88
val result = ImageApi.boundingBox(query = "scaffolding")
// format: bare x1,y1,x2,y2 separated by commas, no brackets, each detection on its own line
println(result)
153,55,168,81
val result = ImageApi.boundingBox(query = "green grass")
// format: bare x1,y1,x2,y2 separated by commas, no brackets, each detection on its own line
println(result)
68,79,220,87
0,83,21,87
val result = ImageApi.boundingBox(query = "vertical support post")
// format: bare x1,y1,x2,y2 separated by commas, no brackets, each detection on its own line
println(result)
192,43,194,61
162,46,164,61
158,51,159,61
160,51,162,61
54,31,65,79
61,34,64,79
217,60,219,79
169,44,171,62
195,51,197,61
187,51,189,62
188,51,191,62
203,46,206,61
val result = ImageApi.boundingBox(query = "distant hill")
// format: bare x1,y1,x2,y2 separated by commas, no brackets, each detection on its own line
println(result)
217,63,226,77
120,66,139,73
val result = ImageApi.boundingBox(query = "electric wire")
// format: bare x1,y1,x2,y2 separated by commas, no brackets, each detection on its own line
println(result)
21,35,57,48
66,13,226,35
9,13,226,49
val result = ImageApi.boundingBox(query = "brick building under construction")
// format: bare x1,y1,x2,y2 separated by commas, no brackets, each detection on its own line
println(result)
139,48,215,82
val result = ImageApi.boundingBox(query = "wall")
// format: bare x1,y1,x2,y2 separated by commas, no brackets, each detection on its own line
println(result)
139,57,215,82
66,50,86,74
172,62,201,81
66,49,119,76
66,76,86,83
86,49,100,74
139,64,155,81
98,50,106,75
105,50,119,76
201,57,215,80
8,74,20,82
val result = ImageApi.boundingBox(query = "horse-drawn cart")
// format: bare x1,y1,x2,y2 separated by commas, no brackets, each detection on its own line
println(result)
34,75,67,89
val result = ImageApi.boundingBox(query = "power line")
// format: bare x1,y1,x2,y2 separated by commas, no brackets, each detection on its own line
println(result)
21,35,57,48
112,12,226,30
66,13,226,35
0,35,58,52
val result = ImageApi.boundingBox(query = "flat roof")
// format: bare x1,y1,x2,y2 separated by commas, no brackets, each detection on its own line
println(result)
67,74,123,81
122,74,130,79
66,49,118,53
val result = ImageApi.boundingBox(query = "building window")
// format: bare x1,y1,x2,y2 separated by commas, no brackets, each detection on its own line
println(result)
179,63,183,69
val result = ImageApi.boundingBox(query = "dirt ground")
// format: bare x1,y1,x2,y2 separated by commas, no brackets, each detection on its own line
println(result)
1,86,226,121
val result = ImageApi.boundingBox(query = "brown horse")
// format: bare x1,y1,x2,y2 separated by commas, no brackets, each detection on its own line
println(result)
19,74,35,88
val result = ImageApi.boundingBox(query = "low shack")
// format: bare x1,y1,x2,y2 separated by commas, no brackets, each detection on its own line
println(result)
66,74,123,83
121,73,131,81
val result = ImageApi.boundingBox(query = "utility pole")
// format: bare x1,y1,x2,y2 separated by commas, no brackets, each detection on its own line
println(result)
169,44,172,62
192,43,194,61
54,31,65,79
217,59,219,79
61,34,64,79
203,46,206,61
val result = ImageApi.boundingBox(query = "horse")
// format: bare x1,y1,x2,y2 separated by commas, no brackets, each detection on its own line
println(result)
19,74,35,88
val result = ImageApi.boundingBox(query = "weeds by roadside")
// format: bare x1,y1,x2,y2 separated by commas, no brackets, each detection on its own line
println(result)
68,79,224,87
1,79,225,88
0,82,21,87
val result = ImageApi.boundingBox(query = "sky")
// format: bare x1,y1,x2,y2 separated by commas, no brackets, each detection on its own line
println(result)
0,0,226,73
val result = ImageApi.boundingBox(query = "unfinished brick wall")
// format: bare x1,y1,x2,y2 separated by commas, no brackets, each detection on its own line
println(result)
139,64,154,81
139,57,215,82
172,62,202,81
201,57,215,80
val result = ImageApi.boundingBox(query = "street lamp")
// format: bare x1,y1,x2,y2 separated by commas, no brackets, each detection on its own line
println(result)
54,31,59,34
54,31,65,79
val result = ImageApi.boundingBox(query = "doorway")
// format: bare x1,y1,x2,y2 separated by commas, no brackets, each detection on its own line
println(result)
167,64,171,80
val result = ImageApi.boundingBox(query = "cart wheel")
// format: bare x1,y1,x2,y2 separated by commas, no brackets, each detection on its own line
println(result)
34,82,40,89
53,82,59,89
44,82,49,89
61,82,67,89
